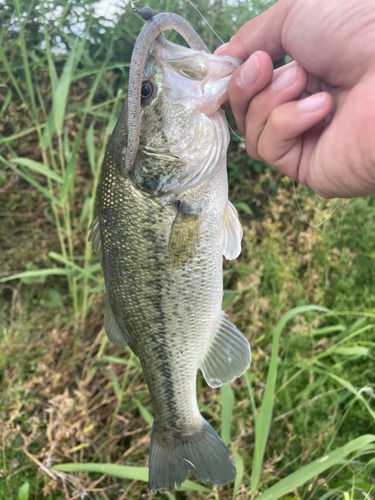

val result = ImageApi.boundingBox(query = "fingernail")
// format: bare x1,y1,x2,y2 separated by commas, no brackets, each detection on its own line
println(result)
298,92,326,112
271,65,297,91
214,42,228,55
239,53,260,87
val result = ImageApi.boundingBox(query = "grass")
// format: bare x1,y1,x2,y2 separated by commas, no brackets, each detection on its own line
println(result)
1,0,375,499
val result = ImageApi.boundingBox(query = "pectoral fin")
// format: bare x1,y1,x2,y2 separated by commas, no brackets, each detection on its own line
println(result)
199,312,251,388
88,216,103,265
104,300,129,347
169,203,200,268
222,201,243,260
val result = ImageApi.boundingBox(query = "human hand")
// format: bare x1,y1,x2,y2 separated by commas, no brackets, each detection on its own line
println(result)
216,0,375,199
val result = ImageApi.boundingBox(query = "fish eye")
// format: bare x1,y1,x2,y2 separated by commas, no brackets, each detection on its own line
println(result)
141,81,154,103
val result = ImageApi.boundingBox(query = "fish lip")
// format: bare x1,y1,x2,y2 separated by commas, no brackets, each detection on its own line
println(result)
215,55,245,66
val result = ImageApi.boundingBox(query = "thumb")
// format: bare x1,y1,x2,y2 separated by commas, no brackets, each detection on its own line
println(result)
215,0,293,60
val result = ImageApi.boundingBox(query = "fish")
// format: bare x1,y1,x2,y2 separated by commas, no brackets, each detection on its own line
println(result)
89,11,251,494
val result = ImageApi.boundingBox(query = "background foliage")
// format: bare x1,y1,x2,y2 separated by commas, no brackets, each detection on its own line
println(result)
0,0,374,499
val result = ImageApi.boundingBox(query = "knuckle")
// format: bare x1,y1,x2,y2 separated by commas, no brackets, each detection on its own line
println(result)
267,107,288,132
245,110,264,156
256,136,269,162
245,134,262,161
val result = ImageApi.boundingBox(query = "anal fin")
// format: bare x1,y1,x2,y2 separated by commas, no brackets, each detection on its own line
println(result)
200,312,251,388
104,300,129,347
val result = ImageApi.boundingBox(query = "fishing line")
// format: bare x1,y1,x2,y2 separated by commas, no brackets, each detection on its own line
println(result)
175,1,342,227
227,121,245,142
184,0,225,44
183,0,245,144
183,0,342,227
292,179,342,227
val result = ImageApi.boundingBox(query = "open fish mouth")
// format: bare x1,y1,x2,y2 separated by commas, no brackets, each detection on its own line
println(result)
124,11,243,173
130,34,243,196
150,34,242,116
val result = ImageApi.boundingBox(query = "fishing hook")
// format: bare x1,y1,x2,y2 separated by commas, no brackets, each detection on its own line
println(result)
131,1,154,21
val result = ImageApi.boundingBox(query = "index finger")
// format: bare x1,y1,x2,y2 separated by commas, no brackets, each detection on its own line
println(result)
215,0,291,61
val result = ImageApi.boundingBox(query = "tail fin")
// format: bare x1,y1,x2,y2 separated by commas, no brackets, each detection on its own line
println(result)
149,418,236,494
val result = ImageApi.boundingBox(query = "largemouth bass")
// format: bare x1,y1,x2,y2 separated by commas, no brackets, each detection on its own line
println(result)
89,11,251,494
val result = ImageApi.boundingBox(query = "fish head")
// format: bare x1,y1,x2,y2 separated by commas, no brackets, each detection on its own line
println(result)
132,35,242,196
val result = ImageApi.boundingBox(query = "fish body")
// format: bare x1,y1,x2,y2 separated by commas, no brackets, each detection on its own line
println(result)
90,33,251,494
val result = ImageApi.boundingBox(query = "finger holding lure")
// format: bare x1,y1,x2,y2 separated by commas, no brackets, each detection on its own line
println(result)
89,4,251,494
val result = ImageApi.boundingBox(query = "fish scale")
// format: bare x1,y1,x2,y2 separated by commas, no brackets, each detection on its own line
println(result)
101,157,227,430
89,18,251,493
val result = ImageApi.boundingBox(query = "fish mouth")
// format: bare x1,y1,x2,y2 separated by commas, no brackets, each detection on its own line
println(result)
131,36,243,196
151,35,242,117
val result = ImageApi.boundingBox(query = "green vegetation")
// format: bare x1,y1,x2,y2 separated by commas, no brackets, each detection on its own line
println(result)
0,1,374,499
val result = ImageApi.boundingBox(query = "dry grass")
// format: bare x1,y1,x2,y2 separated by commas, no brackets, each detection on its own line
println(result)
1,1,374,498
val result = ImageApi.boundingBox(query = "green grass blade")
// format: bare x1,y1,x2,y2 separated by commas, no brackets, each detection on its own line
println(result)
2,158,62,207
16,481,30,500
243,370,257,423
108,370,121,399
63,128,71,164
77,197,92,229
14,0,38,117
48,252,100,282
53,463,148,481
0,268,74,284
71,63,130,81
0,41,25,104
222,290,238,310
313,325,346,336
134,398,154,426
52,464,211,492
87,263,102,273
11,158,63,183
232,448,245,499
86,120,96,175
312,324,374,361
332,345,369,356
298,361,375,422
221,384,234,446
256,435,375,500
177,482,212,493
100,356,129,366
101,355,142,371
251,305,329,492
327,311,375,319
41,17,57,94
53,39,82,134
233,201,253,215
0,84,12,120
